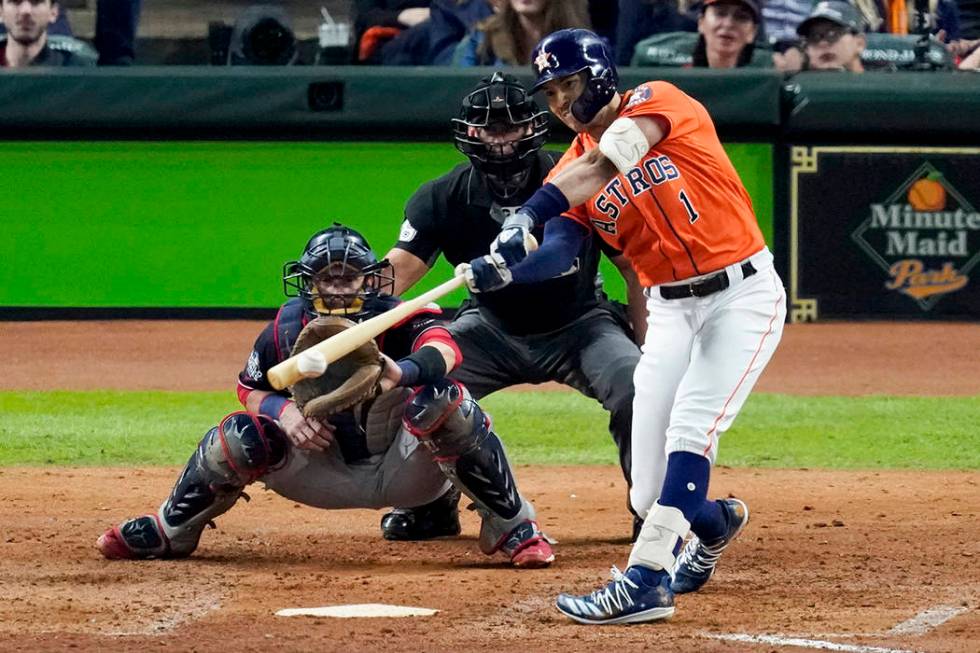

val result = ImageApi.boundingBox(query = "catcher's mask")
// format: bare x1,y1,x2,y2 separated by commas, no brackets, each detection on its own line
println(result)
451,72,549,199
282,223,395,318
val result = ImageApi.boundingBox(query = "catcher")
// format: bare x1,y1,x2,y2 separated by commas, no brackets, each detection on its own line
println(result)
96,223,555,568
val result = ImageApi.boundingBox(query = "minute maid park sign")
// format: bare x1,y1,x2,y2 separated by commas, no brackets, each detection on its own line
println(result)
851,162,980,310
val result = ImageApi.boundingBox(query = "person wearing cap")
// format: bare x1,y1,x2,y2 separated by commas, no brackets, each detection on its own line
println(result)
693,0,765,67
797,0,867,71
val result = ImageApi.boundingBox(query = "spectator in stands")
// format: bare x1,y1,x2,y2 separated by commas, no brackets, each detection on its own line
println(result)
693,0,764,67
958,0,980,38
953,37,980,64
1,0,95,66
94,0,142,65
353,0,430,63
763,0,815,44
429,0,495,65
589,0,619,43
763,0,814,71
852,0,959,39
615,0,697,65
798,0,866,70
454,0,591,66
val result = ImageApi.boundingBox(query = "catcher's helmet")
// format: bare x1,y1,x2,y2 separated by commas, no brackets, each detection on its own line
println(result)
452,72,548,198
530,29,618,125
282,223,394,317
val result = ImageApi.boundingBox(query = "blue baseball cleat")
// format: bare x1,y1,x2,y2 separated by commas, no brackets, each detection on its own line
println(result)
555,565,674,625
671,498,750,594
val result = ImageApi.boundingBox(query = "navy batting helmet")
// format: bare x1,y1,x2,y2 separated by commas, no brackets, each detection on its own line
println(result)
452,72,549,198
530,29,618,125
282,223,394,317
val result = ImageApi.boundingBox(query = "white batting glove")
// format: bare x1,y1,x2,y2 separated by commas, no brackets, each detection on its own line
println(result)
296,348,329,379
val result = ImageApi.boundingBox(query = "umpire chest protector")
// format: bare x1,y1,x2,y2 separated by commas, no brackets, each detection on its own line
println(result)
399,155,613,336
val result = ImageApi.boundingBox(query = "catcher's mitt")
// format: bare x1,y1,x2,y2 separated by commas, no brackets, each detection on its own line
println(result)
289,316,384,420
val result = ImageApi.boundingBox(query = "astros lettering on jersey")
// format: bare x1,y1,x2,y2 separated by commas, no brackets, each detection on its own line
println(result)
546,81,765,287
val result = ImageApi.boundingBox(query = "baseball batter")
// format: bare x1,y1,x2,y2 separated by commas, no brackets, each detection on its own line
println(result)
461,29,786,623
380,72,644,542
96,224,554,569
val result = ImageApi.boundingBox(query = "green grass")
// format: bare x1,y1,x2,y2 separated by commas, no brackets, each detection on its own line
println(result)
1,391,977,469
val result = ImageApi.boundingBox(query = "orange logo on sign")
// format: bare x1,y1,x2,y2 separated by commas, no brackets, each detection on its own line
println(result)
885,259,968,300
907,172,946,211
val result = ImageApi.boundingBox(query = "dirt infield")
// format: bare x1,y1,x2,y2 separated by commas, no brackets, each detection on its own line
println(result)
1,320,978,652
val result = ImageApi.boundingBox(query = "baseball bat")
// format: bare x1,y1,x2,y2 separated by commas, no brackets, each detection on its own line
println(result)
267,274,466,390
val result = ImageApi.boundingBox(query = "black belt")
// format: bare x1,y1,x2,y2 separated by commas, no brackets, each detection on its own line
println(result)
659,261,757,300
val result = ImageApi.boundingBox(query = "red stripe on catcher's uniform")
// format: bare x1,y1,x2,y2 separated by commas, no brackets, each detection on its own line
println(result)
236,382,253,407
272,306,284,361
703,283,783,457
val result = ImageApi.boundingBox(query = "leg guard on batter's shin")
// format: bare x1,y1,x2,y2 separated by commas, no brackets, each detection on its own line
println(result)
97,412,287,560
403,379,549,563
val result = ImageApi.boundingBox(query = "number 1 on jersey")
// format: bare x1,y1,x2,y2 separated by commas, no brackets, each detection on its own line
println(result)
679,189,699,224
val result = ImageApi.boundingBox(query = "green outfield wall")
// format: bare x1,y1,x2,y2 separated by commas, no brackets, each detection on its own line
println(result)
0,141,771,310
4,68,978,316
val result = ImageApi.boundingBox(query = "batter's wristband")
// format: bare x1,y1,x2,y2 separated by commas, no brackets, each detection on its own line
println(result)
258,393,292,419
397,346,447,387
522,183,570,227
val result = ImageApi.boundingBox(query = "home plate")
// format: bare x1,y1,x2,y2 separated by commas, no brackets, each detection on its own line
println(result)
275,604,440,618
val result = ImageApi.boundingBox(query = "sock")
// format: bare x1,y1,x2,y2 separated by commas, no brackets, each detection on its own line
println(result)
626,564,666,586
658,451,711,521
660,452,728,543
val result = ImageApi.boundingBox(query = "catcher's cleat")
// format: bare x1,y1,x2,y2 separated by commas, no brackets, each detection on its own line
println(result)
380,486,462,541
556,565,674,625
497,520,555,568
97,515,175,560
670,498,749,594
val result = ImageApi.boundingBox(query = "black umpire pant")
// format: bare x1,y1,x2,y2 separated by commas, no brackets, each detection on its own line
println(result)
448,304,641,515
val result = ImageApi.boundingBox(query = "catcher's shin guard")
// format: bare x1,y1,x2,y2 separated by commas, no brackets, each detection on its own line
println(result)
97,412,286,559
403,379,543,558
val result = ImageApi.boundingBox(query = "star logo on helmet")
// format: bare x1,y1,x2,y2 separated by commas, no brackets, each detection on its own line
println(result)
534,49,557,73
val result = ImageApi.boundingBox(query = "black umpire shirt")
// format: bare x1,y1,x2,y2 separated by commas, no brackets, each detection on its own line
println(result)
396,151,619,336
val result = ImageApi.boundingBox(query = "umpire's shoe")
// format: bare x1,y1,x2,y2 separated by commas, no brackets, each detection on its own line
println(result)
556,565,674,624
671,498,750,594
380,486,462,541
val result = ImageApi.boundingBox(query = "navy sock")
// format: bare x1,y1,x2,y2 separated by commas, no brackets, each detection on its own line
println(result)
658,451,712,523
659,452,729,542
626,564,667,586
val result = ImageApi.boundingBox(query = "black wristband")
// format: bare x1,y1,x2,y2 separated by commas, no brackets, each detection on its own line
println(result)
396,346,448,387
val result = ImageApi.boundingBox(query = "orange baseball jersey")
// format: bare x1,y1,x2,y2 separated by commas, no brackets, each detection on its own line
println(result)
545,81,764,287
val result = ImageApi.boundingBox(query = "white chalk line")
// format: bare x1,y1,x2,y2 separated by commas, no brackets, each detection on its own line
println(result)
702,602,972,653
885,605,970,636
705,633,920,653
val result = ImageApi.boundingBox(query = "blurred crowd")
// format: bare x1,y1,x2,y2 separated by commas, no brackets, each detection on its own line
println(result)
3,0,980,70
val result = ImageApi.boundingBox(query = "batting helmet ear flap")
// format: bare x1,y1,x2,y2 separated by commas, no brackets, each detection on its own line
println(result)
571,67,618,124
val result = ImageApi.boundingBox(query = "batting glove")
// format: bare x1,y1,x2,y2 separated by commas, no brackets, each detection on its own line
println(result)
455,254,512,294
490,210,535,266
